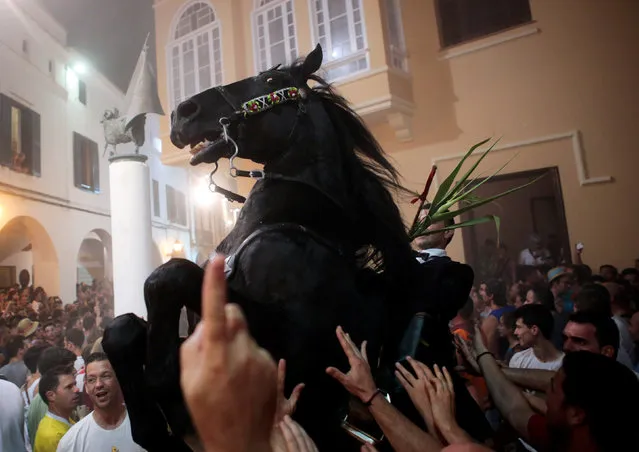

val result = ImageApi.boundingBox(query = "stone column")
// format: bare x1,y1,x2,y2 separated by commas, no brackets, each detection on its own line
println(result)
108,155,154,319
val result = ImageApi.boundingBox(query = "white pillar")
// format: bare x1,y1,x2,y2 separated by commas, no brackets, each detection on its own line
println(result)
109,155,154,319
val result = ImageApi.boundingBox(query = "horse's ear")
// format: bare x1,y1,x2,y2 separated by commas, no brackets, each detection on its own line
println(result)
299,44,323,80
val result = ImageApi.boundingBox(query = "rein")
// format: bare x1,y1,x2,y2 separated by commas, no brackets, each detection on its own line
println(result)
207,85,307,203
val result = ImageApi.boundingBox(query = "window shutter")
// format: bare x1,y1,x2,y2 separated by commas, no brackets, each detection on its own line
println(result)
73,132,82,188
20,106,33,174
30,111,41,176
90,139,99,192
0,94,13,167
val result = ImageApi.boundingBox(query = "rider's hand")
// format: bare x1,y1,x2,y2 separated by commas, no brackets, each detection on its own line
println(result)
326,326,378,403
180,255,277,452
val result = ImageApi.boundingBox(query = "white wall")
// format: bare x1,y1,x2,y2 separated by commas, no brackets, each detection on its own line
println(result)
0,0,197,303
0,250,33,284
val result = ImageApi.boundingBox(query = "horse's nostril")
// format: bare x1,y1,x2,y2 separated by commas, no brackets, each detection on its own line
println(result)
177,100,199,120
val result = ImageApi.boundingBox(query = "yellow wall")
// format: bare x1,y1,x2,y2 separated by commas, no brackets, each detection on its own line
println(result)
154,0,639,270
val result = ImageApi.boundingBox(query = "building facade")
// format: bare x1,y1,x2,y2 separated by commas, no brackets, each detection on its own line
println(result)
153,0,639,270
0,0,197,303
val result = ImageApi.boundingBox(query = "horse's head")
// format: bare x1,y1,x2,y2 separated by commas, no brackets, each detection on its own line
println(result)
170,45,324,166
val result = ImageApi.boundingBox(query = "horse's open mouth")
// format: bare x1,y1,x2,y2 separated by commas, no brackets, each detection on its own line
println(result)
187,133,231,166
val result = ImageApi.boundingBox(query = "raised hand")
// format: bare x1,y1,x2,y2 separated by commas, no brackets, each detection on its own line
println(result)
272,415,319,452
275,359,305,425
454,335,480,375
180,255,277,452
422,364,456,428
395,357,436,434
325,326,378,403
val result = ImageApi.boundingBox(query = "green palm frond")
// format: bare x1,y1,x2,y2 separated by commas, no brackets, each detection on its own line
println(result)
409,139,545,242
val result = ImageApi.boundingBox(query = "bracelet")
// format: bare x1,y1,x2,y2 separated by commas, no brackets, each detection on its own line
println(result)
363,389,383,406
476,351,493,362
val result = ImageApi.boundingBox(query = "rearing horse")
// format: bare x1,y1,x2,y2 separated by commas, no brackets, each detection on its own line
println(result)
104,45,484,451
176,44,417,449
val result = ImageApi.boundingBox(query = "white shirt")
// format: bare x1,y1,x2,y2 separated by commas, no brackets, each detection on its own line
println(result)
73,356,85,373
22,376,41,407
509,347,564,371
518,248,550,266
613,316,636,370
416,248,447,264
56,410,145,452
0,379,26,452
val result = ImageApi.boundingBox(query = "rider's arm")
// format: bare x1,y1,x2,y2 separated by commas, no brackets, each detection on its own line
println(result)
367,394,443,452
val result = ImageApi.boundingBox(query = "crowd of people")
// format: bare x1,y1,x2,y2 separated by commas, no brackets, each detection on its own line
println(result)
0,276,119,451
2,226,639,452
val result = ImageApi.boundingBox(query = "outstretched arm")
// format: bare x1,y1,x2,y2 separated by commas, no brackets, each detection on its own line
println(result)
457,329,535,441
326,326,443,452
500,367,554,393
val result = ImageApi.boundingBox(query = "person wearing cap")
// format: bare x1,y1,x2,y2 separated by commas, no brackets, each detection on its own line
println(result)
547,266,573,349
18,318,40,339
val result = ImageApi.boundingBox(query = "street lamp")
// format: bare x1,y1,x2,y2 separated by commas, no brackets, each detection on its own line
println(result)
173,240,184,253
73,62,87,75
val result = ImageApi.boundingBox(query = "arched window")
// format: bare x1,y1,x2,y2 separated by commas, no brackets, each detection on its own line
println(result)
168,2,222,109
253,0,298,72
309,0,368,81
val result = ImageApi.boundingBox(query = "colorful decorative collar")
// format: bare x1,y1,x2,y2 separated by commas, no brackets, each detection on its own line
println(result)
240,87,301,118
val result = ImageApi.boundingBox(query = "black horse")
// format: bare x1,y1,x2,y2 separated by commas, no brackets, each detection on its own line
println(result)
104,44,488,451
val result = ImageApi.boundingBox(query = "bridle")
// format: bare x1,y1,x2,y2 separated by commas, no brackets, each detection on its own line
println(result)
207,85,308,203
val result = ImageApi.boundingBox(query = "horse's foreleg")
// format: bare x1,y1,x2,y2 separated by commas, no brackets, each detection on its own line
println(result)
103,314,192,452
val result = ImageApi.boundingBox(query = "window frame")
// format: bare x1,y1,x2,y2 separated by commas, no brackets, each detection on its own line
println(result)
0,94,41,177
434,0,533,49
308,0,370,82
78,80,87,106
166,1,224,111
72,132,100,194
384,0,408,73
166,184,188,226
152,179,161,218
251,0,299,74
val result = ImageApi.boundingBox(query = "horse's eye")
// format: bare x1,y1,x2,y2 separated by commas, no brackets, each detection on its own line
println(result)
266,77,274,84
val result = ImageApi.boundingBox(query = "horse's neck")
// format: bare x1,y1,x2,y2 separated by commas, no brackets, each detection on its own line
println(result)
217,178,356,255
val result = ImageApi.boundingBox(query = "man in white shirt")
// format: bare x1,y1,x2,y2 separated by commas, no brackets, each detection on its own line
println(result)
0,378,26,451
57,352,144,452
509,304,564,371
518,233,551,266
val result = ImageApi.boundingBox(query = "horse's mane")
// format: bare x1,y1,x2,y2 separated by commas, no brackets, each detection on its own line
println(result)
284,60,416,280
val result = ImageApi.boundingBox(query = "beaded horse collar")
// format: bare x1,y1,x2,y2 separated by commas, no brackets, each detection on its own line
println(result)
209,85,307,203
239,86,303,118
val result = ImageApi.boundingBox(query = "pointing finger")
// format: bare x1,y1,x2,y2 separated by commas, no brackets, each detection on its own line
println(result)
202,255,228,343
277,359,286,396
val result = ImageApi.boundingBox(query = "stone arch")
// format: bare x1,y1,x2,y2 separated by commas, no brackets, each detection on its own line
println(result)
0,215,59,294
76,229,113,285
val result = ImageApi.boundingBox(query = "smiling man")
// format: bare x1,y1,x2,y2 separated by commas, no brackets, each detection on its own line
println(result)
56,353,144,452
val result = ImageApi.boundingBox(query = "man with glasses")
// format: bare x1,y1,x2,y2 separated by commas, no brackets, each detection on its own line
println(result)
56,353,143,451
